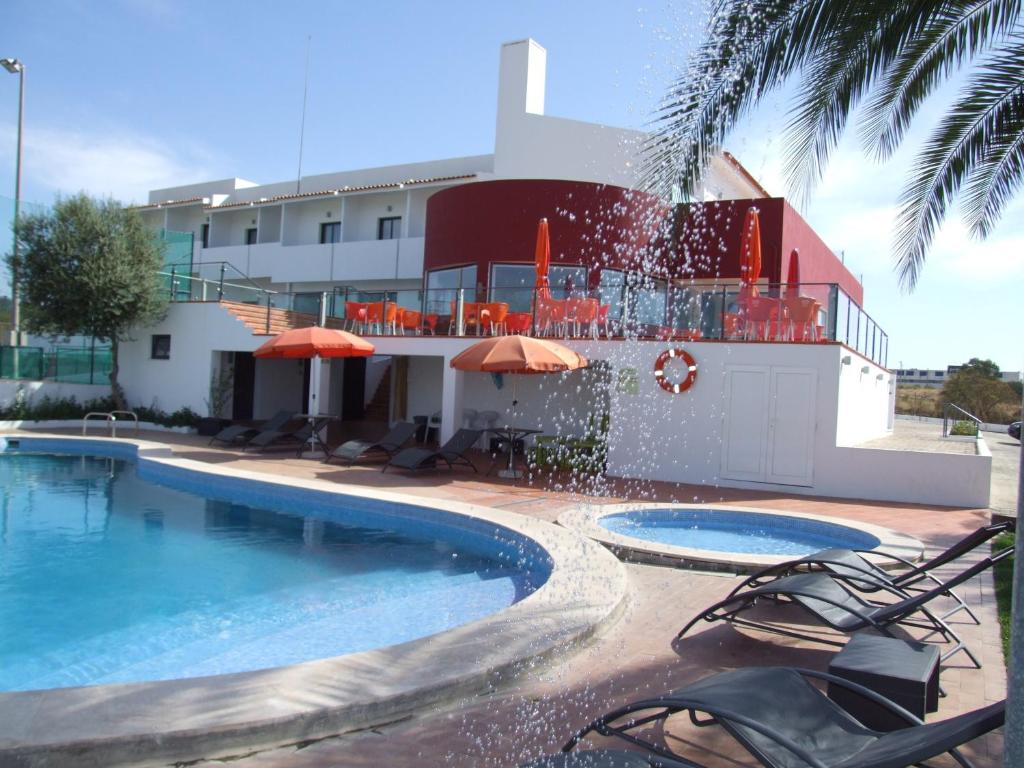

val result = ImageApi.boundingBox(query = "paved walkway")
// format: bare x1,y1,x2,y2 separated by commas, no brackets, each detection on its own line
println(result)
857,418,976,454
19,431,1009,767
987,430,1021,520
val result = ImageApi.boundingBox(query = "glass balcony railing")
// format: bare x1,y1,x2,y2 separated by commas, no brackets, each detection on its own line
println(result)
158,271,889,367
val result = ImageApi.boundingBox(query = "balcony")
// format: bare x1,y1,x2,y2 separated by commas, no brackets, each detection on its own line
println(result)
158,272,889,367
197,238,425,283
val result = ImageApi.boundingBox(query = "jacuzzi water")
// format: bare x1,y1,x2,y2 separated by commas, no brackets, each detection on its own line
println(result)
599,508,880,556
0,450,541,692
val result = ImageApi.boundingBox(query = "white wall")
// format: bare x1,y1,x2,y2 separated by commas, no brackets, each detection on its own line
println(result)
405,355,444,419
283,198,342,246
210,208,259,248
253,358,306,418
342,193,407,242
835,353,894,446
118,303,264,415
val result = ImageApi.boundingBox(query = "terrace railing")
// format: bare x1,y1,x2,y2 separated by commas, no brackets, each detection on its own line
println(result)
156,268,890,368
326,282,888,366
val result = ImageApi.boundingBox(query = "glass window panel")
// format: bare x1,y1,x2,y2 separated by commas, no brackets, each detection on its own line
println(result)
426,266,476,315
549,266,587,299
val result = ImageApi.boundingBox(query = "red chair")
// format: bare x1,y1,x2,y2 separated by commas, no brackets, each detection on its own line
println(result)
596,304,612,338
482,302,509,335
400,309,422,335
536,295,567,336
782,296,821,342
737,296,784,340
423,314,439,335
505,312,532,334
345,301,368,333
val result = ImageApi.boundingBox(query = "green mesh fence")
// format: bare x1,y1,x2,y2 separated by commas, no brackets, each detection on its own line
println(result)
0,346,44,380
0,194,49,297
51,346,113,384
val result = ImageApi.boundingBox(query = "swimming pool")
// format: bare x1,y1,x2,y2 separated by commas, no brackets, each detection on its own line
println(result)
558,503,923,573
0,450,541,692
0,436,625,765
598,508,880,556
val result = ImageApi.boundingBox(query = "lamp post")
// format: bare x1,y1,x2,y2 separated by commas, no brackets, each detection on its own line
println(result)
2,57,24,348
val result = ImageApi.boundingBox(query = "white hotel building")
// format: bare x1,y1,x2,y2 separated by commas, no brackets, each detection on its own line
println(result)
100,39,988,508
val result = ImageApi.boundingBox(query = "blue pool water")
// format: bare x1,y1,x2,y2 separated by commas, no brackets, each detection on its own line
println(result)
0,449,542,692
599,508,879,556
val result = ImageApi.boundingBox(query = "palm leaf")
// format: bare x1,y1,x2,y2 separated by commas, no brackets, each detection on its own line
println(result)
894,36,1024,287
860,0,1021,160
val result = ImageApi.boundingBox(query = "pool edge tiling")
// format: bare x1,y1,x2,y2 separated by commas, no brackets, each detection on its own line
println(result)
558,503,924,573
0,436,628,768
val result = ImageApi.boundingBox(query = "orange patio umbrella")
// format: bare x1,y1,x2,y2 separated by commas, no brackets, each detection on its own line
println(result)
449,334,587,375
785,248,800,298
739,207,762,299
450,335,588,426
253,326,375,359
254,326,374,420
534,218,551,299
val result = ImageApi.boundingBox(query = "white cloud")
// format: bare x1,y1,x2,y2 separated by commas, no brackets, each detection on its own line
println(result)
0,123,215,205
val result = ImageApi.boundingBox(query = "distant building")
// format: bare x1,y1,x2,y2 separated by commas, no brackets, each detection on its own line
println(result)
895,367,1021,388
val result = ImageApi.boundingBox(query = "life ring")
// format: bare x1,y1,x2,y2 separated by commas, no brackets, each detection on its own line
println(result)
654,348,697,394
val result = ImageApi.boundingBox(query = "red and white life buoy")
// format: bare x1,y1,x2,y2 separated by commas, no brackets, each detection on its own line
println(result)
654,348,697,394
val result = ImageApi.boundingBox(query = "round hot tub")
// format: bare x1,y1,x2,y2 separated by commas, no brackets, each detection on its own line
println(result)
558,504,923,573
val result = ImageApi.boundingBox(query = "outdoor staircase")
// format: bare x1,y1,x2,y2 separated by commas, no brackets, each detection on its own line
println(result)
363,365,391,422
221,300,347,337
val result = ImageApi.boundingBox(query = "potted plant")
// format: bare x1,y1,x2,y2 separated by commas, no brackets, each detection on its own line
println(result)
197,365,234,436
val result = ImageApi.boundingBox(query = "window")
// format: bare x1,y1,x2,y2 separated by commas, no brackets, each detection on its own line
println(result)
489,263,588,312
245,227,258,245
320,221,341,244
378,216,401,240
425,265,476,314
151,335,171,360
200,223,210,249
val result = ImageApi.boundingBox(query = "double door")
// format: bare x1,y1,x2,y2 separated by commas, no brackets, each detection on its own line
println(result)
721,365,817,486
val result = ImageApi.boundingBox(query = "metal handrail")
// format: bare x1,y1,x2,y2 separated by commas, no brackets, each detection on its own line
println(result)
942,403,982,438
82,410,139,438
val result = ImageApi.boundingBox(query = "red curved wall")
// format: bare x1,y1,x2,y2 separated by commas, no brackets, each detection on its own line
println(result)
423,179,671,289
423,179,863,302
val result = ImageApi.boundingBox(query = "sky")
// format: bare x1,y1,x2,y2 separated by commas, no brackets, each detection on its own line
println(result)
0,0,1021,372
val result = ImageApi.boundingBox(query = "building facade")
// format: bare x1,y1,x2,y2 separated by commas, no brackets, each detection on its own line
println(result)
105,39,989,509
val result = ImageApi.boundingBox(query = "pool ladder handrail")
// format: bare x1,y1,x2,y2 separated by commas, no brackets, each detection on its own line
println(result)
82,410,139,438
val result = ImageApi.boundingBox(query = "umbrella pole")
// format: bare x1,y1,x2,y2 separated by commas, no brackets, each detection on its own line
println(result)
305,355,322,456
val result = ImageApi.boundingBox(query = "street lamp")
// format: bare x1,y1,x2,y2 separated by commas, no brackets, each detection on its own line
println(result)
2,57,24,347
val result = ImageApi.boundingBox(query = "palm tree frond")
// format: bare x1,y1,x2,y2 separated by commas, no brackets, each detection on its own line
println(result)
860,0,1022,160
894,37,1024,288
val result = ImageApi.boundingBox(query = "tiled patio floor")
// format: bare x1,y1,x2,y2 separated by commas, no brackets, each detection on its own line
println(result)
26,431,1008,767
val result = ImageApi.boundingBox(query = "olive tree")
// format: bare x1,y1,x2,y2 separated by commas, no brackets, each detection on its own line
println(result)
15,194,166,409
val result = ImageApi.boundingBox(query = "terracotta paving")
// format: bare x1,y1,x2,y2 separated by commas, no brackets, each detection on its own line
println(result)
21,431,1009,766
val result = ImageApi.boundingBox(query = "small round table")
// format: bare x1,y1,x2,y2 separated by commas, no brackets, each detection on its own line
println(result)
486,426,542,480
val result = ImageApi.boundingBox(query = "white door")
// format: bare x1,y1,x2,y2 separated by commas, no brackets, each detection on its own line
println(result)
766,368,817,486
720,366,771,481
721,365,817,486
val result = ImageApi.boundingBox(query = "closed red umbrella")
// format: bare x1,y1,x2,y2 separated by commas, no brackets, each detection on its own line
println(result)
739,207,762,299
785,248,801,298
534,218,551,299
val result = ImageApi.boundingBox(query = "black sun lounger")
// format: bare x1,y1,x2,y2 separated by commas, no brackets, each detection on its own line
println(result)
521,667,1004,768
246,417,330,455
324,421,417,466
678,547,1013,668
209,409,293,447
382,428,481,473
732,520,1015,625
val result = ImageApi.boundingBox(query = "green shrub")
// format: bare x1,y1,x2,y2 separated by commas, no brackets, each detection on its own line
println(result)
994,532,1015,661
950,420,979,436
0,393,199,428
